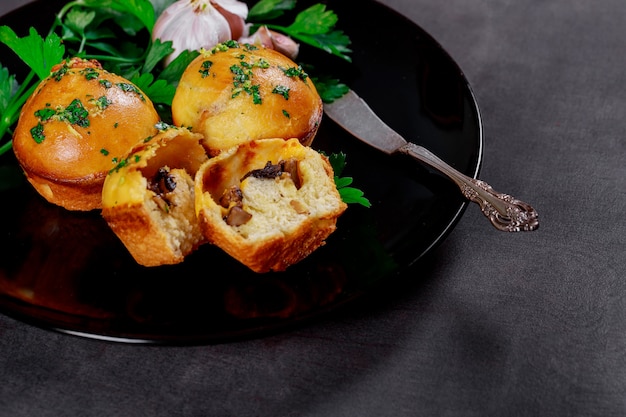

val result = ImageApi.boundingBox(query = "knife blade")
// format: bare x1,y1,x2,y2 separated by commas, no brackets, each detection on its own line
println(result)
323,89,539,232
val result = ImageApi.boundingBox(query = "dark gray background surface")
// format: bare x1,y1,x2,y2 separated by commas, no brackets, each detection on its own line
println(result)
1,0,625,416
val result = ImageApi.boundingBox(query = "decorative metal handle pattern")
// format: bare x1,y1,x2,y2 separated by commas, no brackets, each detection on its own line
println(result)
399,143,539,232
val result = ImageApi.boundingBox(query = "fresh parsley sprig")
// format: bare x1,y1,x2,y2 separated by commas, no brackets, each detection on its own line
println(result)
0,0,194,155
329,152,371,208
0,0,353,155
0,27,66,155
248,0,296,21
311,75,350,104
248,0,352,62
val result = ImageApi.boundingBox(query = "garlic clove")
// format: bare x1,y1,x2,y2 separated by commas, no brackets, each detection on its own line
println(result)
239,26,300,60
213,3,246,40
239,25,273,49
269,30,300,60
153,0,248,65
211,0,248,22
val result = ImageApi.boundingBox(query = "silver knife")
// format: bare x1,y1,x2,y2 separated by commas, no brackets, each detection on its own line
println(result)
323,89,539,232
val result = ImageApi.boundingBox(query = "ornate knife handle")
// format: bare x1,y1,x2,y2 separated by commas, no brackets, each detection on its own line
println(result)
399,142,539,232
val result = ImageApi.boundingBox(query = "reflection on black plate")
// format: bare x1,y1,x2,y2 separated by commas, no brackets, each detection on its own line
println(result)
0,0,482,344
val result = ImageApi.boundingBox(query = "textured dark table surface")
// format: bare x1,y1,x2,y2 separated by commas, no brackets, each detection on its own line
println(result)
1,0,625,416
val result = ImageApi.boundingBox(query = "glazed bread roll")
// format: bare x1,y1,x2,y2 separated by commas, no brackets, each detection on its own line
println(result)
195,138,347,273
101,126,208,267
12,58,160,211
172,41,323,156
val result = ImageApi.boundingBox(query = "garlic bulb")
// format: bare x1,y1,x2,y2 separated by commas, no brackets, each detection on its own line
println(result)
153,0,248,65
239,25,300,60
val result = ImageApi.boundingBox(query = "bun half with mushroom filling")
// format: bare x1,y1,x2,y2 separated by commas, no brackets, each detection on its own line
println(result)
101,126,208,267
195,138,347,273
12,58,160,211
172,41,323,156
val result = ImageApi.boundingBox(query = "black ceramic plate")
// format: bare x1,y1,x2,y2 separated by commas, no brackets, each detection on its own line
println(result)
0,0,482,344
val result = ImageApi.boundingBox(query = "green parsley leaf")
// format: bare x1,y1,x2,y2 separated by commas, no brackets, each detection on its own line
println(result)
150,0,177,17
81,0,156,35
312,76,349,103
248,0,297,21
157,49,201,85
334,176,353,188
141,38,175,74
329,152,371,208
0,26,65,79
338,186,371,207
329,152,347,176
64,8,96,37
0,65,18,115
304,30,352,61
130,72,176,105
286,4,338,35
264,4,352,62
272,85,290,100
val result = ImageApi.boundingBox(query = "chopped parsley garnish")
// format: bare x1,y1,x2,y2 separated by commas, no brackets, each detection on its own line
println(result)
231,64,248,85
281,66,308,81
229,57,269,105
100,148,109,156
272,85,290,100
249,85,262,104
82,67,100,80
99,79,112,89
30,123,45,144
116,82,145,101
51,63,69,81
94,96,112,110
210,40,240,54
32,98,90,133
34,107,56,122
199,60,213,78
109,156,130,174
62,98,90,127
282,110,290,118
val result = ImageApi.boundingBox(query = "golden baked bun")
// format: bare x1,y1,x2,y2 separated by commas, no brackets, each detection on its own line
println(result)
172,41,323,156
195,138,347,273
102,126,208,267
13,58,160,211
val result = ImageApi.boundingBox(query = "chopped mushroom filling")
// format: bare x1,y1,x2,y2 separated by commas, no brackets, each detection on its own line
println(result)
148,166,177,212
220,158,302,227
241,158,301,189
219,185,252,226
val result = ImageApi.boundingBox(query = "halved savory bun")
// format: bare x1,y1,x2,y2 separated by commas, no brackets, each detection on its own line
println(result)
12,58,160,211
195,138,347,273
101,126,208,267
172,41,323,156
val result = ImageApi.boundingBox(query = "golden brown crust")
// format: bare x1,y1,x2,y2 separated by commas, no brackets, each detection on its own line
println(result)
102,127,208,267
199,210,339,273
103,202,182,266
172,43,323,156
195,138,347,273
13,58,160,211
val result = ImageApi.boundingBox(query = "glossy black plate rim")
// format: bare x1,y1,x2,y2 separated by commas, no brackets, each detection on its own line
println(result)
0,0,483,344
